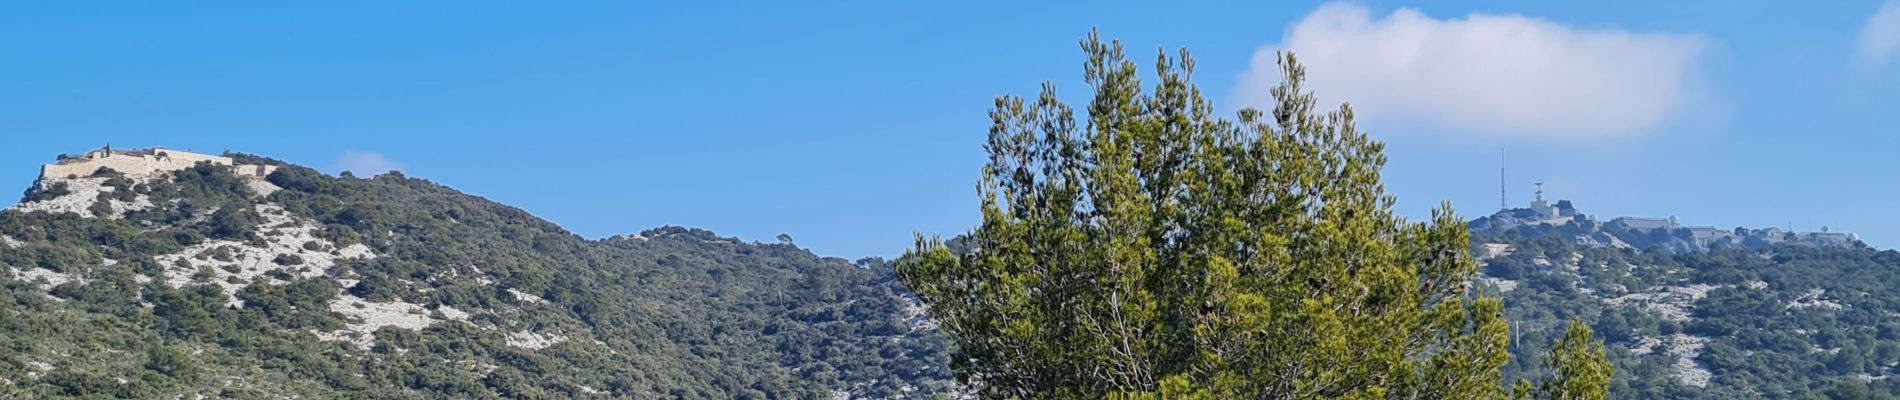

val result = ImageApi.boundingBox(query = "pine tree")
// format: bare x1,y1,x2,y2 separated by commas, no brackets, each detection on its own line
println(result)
1542,320,1613,400
897,30,1608,399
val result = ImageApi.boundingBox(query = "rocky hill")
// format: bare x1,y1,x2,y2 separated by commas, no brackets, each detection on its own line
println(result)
0,150,955,399
1477,218,1900,398
1470,197,1859,254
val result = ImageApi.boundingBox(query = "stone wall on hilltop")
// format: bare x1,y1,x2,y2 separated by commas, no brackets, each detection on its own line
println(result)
39,147,277,181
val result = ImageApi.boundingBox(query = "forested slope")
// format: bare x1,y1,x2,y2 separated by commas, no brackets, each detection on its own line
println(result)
0,157,953,399
1482,229,1900,399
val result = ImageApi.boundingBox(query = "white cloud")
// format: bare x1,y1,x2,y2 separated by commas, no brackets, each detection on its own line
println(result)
1859,1,1900,66
1237,3,1707,142
333,150,405,176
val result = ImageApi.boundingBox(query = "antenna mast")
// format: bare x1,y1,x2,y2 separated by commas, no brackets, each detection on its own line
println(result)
1499,148,1507,211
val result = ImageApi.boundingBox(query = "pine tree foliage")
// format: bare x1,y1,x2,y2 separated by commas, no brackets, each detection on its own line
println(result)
1543,319,1613,400
898,31,1608,399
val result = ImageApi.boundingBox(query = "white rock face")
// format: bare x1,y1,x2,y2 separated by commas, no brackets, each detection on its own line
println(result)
4,163,505,355
25,361,53,379
1476,243,1513,261
505,330,567,350
1605,234,1634,249
1629,335,1664,355
1476,275,1519,293
154,204,376,307
1667,334,1713,388
246,179,282,198
902,295,936,332
1788,288,1845,310
1604,284,1725,322
8,177,154,219
506,288,546,304
6,266,84,291
316,293,471,350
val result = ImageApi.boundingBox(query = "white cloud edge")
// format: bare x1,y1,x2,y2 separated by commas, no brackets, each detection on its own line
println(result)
333,150,405,176
1235,3,1709,142
1859,1,1900,66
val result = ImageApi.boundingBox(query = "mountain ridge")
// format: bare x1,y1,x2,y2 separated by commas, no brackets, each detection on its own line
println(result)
1471,189,1863,254
1474,204,1900,398
0,147,956,399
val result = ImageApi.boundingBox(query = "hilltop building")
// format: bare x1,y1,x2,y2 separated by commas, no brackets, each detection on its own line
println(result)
1609,217,1679,231
1472,183,1859,252
1478,183,1591,229
1526,183,1581,220
40,146,276,181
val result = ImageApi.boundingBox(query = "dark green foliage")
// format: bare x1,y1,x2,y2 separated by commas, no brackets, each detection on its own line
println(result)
266,166,330,194
1819,379,1898,400
224,153,292,167
1538,320,1612,400
203,206,256,241
86,197,113,218
1485,231,1900,399
0,163,953,398
144,345,202,382
21,181,70,203
901,32,1605,399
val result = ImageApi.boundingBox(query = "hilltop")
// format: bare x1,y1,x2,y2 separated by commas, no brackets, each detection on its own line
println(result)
1474,188,1900,398
1471,186,1860,254
0,147,955,398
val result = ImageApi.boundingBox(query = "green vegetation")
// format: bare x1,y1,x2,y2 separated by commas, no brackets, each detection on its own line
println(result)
1481,229,1900,399
0,162,953,398
40,29,1900,400
20,181,69,203
1542,320,1613,400
898,32,1609,399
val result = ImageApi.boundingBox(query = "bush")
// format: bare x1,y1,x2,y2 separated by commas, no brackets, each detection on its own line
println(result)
208,246,235,262
88,198,114,218
205,206,257,240
144,345,202,382
22,181,72,203
266,167,331,194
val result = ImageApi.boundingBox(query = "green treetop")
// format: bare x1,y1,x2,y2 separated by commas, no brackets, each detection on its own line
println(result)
897,30,1609,399
1539,320,1613,400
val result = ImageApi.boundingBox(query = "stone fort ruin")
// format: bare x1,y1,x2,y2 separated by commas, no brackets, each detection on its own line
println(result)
40,145,277,181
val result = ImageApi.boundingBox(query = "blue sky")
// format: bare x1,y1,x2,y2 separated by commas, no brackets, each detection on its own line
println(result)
3,1,1898,258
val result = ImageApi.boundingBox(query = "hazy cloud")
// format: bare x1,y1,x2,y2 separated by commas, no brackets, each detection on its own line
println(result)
1860,1,1900,66
333,150,405,176
1236,3,1707,142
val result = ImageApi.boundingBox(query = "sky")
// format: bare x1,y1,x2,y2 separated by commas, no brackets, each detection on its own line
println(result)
3,1,1899,259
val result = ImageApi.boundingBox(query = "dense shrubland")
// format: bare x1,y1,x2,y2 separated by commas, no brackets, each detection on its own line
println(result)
1482,229,1900,399
0,161,953,398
